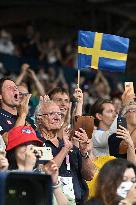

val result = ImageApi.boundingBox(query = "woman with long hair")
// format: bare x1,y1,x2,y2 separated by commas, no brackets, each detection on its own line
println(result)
86,158,136,205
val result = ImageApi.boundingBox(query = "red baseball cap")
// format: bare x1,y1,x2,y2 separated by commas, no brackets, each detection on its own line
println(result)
6,126,43,151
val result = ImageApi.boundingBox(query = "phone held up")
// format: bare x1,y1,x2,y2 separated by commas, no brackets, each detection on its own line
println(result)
117,115,127,130
125,82,134,95
34,147,53,164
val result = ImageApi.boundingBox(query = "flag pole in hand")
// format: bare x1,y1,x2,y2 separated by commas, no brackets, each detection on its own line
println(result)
77,70,80,89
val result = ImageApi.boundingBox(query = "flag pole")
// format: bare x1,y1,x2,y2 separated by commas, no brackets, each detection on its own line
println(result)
77,70,80,88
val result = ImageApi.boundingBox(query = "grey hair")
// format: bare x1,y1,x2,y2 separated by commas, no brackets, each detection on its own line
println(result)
122,100,136,116
35,99,55,118
34,99,55,129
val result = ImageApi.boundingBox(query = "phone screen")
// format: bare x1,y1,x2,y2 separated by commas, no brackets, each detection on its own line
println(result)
117,116,127,129
34,147,53,163
125,82,134,94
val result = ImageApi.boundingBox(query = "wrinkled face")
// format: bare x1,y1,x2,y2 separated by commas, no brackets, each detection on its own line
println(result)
0,80,19,107
100,103,116,128
123,168,136,183
51,92,70,117
41,103,62,131
125,104,136,126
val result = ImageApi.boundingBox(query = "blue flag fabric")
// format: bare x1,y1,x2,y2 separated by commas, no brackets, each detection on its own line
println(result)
78,31,129,72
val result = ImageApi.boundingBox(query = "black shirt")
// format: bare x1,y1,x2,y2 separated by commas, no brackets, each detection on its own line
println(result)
36,131,88,203
0,109,17,135
108,133,127,158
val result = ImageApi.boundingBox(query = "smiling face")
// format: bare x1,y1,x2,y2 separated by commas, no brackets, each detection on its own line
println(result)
0,80,19,108
51,92,70,117
40,102,62,131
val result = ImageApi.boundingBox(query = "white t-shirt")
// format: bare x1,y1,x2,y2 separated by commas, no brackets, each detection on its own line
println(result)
92,116,117,156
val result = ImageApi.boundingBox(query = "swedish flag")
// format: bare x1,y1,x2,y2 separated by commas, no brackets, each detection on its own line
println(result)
78,31,129,72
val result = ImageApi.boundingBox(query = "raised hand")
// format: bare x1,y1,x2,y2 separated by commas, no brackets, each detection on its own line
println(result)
63,126,73,152
21,63,30,72
117,125,134,148
122,88,135,107
17,94,32,117
43,160,59,185
27,68,36,79
0,151,9,171
73,88,83,104
74,128,89,154
24,145,37,171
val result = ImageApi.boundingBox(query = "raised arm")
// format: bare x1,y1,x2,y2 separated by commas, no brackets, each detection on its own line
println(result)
116,125,136,165
73,87,83,117
28,69,45,96
43,160,68,205
74,128,96,180
16,64,29,85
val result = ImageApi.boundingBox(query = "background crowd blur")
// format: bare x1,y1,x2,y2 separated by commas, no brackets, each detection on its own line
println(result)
0,1,136,205
0,24,126,114
0,0,136,109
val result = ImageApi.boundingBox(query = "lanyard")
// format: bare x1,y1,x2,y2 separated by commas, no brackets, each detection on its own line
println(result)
66,154,70,171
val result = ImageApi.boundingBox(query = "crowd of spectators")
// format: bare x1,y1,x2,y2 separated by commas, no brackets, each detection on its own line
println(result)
0,25,136,205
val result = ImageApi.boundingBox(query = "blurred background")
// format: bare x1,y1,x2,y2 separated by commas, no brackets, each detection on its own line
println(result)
0,0,136,108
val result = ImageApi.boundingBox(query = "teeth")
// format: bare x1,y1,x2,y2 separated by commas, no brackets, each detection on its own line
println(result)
60,108,66,111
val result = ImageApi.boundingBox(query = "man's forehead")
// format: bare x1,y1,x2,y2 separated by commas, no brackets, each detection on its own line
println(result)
103,103,114,109
52,92,69,100
3,80,16,87
42,102,60,111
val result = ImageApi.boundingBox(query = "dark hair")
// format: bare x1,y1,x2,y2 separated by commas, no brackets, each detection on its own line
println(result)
84,198,104,205
6,149,18,170
0,77,15,95
48,87,69,99
90,98,112,126
6,141,41,170
95,158,136,205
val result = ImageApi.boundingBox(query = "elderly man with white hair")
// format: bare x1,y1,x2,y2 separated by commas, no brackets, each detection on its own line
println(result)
35,98,95,205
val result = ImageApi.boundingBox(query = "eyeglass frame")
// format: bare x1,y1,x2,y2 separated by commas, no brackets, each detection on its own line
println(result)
37,112,63,118
123,108,136,116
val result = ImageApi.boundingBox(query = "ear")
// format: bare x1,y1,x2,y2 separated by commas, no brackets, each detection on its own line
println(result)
36,116,43,125
0,95,2,100
96,113,103,121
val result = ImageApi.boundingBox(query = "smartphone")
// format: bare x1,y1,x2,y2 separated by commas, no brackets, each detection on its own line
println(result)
74,116,94,139
0,145,4,152
117,181,133,198
34,147,53,163
125,82,134,95
117,116,127,129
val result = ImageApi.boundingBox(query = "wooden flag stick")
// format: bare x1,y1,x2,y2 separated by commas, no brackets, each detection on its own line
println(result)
77,70,80,88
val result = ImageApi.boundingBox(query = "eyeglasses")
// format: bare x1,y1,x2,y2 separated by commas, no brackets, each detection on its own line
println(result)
53,98,69,104
38,112,62,118
19,92,29,97
126,108,136,114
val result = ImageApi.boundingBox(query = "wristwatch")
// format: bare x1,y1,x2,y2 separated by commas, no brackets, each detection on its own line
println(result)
80,151,89,159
